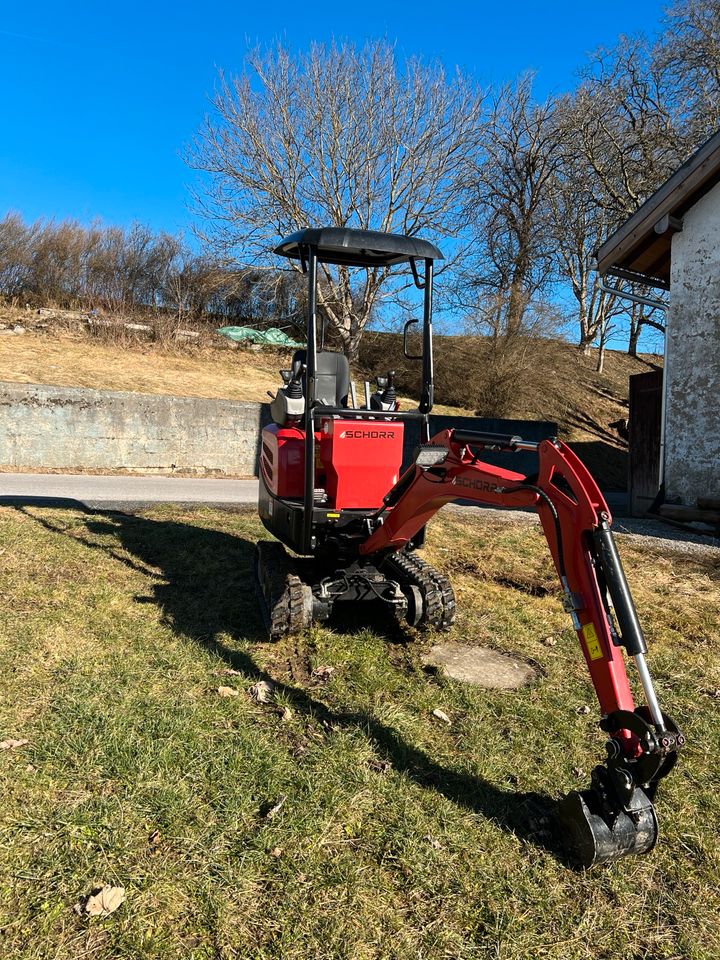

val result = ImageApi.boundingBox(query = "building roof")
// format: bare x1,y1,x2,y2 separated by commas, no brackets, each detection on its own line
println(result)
274,227,443,267
596,129,720,289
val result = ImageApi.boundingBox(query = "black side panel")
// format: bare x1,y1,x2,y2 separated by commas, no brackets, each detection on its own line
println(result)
258,472,306,554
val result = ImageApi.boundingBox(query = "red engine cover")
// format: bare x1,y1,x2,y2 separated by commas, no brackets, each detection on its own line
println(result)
319,418,404,509
261,424,320,498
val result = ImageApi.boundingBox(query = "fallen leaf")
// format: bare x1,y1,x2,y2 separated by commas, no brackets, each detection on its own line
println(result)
312,665,336,683
74,885,126,918
270,846,283,858
215,668,243,676
0,738,29,751
217,686,239,698
249,680,275,704
260,795,287,819
423,834,442,850
572,767,585,779
431,708,452,726
576,705,591,715
368,758,391,774
541,636,558,647
148,829,161,848
280,706,293,722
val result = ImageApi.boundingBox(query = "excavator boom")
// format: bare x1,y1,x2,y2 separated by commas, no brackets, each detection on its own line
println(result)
360,428,684,866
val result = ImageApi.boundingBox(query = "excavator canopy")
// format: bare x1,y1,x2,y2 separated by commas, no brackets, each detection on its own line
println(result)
274,227,444,267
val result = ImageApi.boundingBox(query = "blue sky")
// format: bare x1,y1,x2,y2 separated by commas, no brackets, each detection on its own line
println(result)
1,0,668,238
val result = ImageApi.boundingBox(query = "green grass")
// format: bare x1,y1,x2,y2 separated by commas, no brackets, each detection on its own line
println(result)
0,505,718,959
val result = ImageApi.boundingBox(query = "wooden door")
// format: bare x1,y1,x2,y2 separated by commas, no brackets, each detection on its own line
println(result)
629,369,663,516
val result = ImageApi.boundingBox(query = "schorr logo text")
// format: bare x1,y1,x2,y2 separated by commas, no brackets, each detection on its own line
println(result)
452,476,497,493
342,430,396,439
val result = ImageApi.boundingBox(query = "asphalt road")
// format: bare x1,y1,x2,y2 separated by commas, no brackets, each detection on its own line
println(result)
0,472,714,555
0,472,629,514
0,472,260,511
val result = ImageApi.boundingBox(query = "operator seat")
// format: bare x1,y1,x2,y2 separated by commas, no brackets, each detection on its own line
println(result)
291,349,349,407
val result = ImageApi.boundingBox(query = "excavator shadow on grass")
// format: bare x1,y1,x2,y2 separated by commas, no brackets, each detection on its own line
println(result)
7,498,570,866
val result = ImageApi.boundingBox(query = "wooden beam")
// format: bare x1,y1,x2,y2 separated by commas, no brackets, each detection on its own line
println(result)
597,131,720,278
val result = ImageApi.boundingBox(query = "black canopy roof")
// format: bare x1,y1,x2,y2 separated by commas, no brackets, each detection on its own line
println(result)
274,227,443,267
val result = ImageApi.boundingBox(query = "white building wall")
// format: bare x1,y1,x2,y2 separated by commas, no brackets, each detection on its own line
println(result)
665,179,720,503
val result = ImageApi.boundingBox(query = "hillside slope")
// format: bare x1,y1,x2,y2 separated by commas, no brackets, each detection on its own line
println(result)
0,308,661,488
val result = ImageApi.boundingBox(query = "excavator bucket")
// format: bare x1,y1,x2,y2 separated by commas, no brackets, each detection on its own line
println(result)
558,786,658,868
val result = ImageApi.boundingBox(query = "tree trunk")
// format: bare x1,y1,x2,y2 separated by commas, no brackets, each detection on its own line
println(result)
627,325,639,357
627,304,642,356
596,341,606,373
344,331,361,365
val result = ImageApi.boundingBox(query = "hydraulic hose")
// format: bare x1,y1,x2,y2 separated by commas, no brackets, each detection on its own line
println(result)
497,483,567,583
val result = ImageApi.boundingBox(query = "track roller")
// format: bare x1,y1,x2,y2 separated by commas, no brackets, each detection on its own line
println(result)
384,550,456,631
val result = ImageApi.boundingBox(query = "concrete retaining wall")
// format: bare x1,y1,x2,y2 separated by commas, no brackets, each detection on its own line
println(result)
0,381,556,476
0,382,271,475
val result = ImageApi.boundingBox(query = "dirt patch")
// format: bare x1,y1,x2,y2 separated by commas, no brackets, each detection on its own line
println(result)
423,641,538,689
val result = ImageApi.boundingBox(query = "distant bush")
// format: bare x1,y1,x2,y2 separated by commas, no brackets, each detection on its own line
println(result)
359,331,556,417
0,212,306,334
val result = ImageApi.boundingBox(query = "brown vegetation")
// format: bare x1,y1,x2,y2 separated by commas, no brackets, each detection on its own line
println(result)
0,304,658,488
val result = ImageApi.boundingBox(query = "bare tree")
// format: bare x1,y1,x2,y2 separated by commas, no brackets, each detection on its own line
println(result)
460,76,564,339
547,102,627,353
660,0,720,138
0,213,39,302
189,40,485,362
573,35,688,224
567,35,690,353
625,292,666,356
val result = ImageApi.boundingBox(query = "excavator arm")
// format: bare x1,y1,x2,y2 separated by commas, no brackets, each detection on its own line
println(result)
361,428,684,867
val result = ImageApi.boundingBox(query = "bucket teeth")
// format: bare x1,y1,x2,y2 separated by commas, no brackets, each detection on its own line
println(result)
558,787,658,868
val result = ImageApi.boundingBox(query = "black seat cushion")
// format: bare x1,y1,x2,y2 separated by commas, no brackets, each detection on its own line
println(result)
291,350,349,407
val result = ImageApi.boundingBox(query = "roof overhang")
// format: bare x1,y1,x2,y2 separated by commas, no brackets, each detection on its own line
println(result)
596,129,720,290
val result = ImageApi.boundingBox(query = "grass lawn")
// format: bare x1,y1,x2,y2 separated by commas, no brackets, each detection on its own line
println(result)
0,505,718,959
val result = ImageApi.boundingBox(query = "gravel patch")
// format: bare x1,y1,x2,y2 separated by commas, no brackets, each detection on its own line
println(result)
612,517,719,560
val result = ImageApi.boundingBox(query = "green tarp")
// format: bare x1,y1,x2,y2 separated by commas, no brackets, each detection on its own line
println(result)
217,325,303,348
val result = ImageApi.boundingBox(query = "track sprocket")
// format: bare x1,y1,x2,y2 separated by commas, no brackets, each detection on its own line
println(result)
384,550,456,631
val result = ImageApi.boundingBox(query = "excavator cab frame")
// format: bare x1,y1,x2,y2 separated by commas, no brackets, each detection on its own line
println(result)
270,227,441,554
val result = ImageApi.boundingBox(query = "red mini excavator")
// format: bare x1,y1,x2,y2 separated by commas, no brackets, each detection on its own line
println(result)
255,227,683,868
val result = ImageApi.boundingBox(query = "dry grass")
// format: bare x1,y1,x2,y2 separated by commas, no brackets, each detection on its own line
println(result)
0,307,662,487
0,325,292,403
0,504,718,959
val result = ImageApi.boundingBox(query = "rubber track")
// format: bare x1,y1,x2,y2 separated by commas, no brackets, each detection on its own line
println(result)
384,550,456,631
254,540,311,640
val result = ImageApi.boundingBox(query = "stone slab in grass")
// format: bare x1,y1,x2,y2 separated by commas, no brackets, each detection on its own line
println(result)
423,641,538,689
